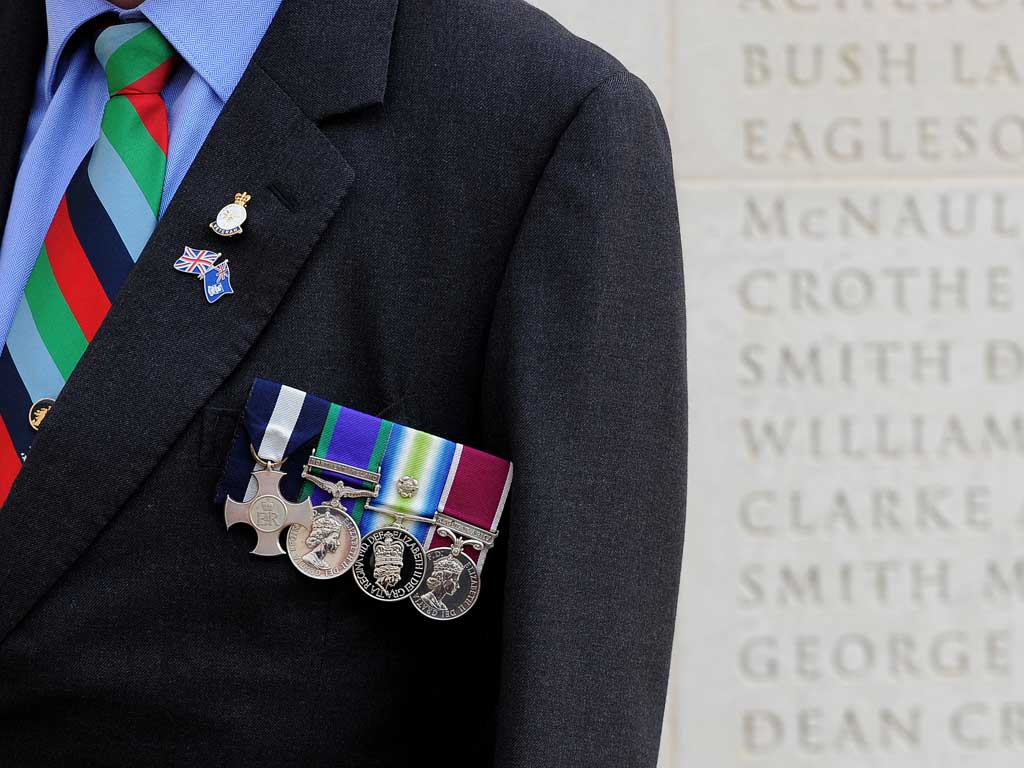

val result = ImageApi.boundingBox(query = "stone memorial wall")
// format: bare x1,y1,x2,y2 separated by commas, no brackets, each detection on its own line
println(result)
527,2,1024,766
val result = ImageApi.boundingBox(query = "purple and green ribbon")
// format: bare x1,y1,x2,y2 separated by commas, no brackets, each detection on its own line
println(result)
300,403,393,530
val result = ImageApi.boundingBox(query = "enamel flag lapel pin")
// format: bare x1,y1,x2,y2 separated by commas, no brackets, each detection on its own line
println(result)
203,260,235,303
174,246,218,277
174,247,234,304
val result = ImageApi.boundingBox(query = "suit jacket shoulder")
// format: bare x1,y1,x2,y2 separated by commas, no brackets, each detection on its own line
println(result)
389,0,635,170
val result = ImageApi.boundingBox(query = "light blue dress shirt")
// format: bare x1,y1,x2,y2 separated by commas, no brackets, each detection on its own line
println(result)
0,0,282,346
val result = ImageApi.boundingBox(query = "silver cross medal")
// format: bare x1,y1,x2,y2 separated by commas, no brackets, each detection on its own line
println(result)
225,447,315,556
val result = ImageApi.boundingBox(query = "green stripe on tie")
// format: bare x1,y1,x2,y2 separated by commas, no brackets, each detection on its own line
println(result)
0,20,178,497
101,98,167,217
103,25,174,94
24,245,88,379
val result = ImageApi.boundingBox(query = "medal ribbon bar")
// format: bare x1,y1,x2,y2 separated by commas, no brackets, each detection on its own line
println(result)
360,423,457,543
301,402,392,529
216,379,330,505
426,444,513,567
218,379,514,600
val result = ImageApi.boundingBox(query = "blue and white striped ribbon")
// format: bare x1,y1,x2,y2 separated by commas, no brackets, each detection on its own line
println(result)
216,379,330,504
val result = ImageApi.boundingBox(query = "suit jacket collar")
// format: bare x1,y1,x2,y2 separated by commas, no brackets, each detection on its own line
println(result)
256,0,399,120
0,0,399,643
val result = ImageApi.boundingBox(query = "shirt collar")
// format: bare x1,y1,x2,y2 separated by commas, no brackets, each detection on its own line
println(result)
43,0,116,99
44,0,282,103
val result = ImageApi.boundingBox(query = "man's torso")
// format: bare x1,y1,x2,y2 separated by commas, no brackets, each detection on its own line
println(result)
0,0,624,763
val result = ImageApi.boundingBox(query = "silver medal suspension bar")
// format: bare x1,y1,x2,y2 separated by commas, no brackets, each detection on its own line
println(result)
308,455,497,547
362,504,497,551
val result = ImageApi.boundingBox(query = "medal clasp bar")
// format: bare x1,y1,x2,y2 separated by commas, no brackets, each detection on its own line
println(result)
306,456,381,496
433,512,497,548
301,467,377,505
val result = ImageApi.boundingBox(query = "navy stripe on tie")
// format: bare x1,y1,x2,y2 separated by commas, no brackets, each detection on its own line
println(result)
0,348,35,458
64,151,136,301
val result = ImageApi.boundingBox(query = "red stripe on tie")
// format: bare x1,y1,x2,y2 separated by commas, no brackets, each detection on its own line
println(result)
124,93,169,155
44,196,112,341
0,417,20,507
120,56,176,96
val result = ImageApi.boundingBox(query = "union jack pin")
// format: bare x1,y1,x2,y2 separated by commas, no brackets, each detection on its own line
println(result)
174,247,220,277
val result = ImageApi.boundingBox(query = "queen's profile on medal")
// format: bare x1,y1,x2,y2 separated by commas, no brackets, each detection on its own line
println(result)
286,507,360,579
416,553,465,612
303,511,344,569
411,545,482,620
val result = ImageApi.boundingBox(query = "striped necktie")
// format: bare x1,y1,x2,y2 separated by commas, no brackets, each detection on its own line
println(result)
0,22,177,505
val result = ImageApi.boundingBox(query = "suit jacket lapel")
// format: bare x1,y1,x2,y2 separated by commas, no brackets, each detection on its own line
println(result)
0,2,46,237
0,0,399,643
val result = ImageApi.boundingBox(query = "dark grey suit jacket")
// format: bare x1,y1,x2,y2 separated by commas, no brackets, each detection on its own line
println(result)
0,1,687,765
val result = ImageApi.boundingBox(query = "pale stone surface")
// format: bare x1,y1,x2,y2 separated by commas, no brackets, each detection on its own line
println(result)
674,2,1024,179
678,182,1024,767
526,2,1024,767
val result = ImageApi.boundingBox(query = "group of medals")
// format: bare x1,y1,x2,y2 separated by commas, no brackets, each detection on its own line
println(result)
218,380,512,622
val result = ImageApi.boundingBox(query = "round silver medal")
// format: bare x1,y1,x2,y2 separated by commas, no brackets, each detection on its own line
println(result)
286,505,361,579
352,527,425,601
216,202,247,232
410,547,481,621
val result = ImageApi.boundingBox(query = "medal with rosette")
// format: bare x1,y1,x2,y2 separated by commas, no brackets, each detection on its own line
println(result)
357,422,460,601
410,445,513,620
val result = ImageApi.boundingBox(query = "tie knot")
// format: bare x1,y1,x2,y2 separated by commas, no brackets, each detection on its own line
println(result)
95,22,177,96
